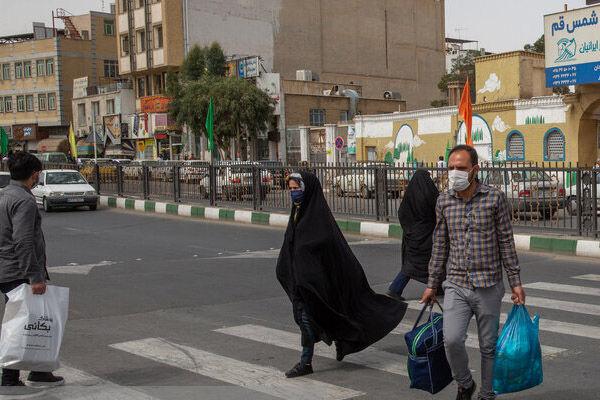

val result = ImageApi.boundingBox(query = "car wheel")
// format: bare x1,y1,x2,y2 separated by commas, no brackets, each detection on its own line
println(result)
89,205,97,211
566,196,578,216
360,186,372,199
43,198,52,212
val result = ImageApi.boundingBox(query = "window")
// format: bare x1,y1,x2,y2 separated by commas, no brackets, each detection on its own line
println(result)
47,92,56,110
137,30,146,52
23,61,31,78
120,35,130,56
46,59,54,76
544,128,565,161
309,108,325,126
154,73,163,94
154,25,163,49
106,99,115,114
137,76,146,97
38,94,47,111
77,103,86,126
367,146,377,161
36,60,45,77
138,0,144,7
104,19,115,36
81,30,90,40
92,101,100,120
15,62,22,79
1,64,9,80
339,111,349,123
4,97,12,112
0,99,3,113
25,95,34,111
104,60,118,78
120,0,128,12
506,131,525,161
16,95,25,112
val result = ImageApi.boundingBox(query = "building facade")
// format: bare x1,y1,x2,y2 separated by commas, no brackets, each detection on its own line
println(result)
0,12,118,153
354,51,600,166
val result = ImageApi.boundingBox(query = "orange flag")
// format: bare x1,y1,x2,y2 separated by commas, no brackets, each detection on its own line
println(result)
459,78,473,145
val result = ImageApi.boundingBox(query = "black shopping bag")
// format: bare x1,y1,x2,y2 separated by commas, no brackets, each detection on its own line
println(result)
404,302,453,394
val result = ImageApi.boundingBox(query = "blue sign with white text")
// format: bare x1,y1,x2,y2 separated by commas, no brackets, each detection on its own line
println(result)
545,61,600,87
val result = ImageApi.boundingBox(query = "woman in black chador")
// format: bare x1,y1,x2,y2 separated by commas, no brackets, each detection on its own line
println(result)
387,169,440,300
276,172,407,378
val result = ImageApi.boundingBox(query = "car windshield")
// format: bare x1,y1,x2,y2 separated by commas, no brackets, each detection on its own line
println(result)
0,175,10,188
46,172,87,185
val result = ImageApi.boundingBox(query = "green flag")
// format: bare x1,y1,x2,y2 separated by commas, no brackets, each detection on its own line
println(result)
205,97,214,152
444,140,452,161
0,127,8,156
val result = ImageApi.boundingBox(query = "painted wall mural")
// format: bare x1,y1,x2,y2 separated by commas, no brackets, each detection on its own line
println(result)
384,125,427,164
492,115,510,132
516,107,566,125
478,73,502,94
418,115,452,135
457,115,493,162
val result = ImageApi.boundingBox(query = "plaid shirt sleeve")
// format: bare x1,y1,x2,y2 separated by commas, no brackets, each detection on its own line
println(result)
428,197,448,289
495,191,522,288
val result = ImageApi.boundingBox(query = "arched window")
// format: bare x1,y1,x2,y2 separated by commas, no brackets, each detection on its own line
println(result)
506,131,525,161
544,128,565,161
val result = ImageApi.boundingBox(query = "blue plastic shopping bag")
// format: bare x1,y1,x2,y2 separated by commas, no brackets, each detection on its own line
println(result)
493,305,543,394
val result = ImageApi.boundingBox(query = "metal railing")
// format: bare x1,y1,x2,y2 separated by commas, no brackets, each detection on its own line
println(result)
2,160,598,238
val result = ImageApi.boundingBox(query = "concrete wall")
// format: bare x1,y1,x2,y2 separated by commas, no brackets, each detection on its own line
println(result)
186,0,445,110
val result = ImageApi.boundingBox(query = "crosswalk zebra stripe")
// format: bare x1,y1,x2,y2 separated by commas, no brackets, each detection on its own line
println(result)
110,338,364,400
391,323,567,358
524,282,600,297
49,365,160,399
573,274,600,282
405,301,600,340
215,324,408,376
502,294,600,316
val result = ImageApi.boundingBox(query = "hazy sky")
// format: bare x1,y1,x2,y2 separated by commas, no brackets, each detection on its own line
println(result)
0,0,591,53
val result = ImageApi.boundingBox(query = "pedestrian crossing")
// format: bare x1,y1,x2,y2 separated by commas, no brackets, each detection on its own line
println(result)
573,274,600,282
24,273,600,400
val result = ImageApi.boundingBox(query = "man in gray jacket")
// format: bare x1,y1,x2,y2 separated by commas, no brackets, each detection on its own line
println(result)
0,152,63,387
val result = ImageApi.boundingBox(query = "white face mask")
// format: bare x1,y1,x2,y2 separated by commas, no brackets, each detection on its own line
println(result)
448,169,471,192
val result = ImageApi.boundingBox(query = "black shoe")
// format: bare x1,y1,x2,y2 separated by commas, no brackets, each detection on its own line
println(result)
335,341,345,362
385,291,406,301
456,381,476,400
285,363,313,378
26,372,64,388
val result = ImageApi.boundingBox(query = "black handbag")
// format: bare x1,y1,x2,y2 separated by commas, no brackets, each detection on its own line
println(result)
404,301,453,394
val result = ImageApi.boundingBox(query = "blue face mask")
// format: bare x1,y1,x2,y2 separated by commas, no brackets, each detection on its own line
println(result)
291,190,304,204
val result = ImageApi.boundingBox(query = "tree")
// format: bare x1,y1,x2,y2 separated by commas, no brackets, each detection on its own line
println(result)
432,51,477,106
205,42,226,77
524,35,545,53
168,42,274,159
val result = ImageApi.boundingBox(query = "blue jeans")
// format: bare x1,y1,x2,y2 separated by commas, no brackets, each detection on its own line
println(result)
388,272,411,297
299,310,315,365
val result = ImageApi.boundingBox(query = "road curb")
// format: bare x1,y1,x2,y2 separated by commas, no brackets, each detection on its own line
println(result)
100,196,600,259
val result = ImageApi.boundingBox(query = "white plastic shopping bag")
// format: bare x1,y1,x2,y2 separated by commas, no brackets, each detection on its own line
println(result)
0,284,69,372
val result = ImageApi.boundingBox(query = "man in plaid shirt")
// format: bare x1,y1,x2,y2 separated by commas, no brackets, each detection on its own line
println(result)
421,145,526,400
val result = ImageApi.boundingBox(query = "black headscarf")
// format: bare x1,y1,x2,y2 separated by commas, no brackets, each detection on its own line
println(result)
276,172,407,358
398,169,439,283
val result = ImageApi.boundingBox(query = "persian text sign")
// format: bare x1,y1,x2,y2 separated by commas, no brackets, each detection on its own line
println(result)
140,95,171,113
545,5,600,86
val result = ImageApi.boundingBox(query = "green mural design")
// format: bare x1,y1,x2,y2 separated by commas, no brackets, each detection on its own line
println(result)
525,115,546,125
393,143,411,160
472,128,485,143
384,151,394,164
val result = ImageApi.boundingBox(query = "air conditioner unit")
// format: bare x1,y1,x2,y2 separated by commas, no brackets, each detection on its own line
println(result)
296,69,313,81
383,91,401,100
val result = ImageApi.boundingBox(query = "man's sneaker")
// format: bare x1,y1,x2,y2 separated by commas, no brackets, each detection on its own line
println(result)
456,381,476,400
285,363,313,378
25,372,64,388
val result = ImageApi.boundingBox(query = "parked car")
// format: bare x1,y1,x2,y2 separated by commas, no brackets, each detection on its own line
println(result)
333,165,403,198
35,152,70,164
197,162,272,200
180,160,210,183
564,171,600,216
0,171,10,190
482,170,563,219
32,170,99,212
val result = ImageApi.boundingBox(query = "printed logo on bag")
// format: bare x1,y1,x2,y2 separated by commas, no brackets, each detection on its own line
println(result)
23,316,53,332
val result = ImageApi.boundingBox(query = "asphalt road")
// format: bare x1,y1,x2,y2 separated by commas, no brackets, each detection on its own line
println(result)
2,207,600,399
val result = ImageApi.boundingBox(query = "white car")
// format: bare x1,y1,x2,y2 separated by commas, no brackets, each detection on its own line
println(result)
333,165,403,198
32,170,99,212
0,171,10,190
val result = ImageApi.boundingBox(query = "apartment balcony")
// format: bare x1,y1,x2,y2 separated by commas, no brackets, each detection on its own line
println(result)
120,56,131,74
151,2,162,23
153,48,164,66
134,8,145,29
118,13,128,34
136,52,147,70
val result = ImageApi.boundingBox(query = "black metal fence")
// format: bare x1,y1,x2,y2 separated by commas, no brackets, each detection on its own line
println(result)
1,160,598,237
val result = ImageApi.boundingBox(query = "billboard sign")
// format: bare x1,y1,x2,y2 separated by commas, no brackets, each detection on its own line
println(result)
104,114,122,144
545,5,600,87
256,73,281,115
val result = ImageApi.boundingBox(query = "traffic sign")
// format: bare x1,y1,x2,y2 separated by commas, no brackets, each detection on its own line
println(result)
335,136,344,149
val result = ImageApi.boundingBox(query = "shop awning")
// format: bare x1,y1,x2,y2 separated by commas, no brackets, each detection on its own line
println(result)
37,137,68,153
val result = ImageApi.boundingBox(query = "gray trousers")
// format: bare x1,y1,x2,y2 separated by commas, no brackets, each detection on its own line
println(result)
442,280,504,400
